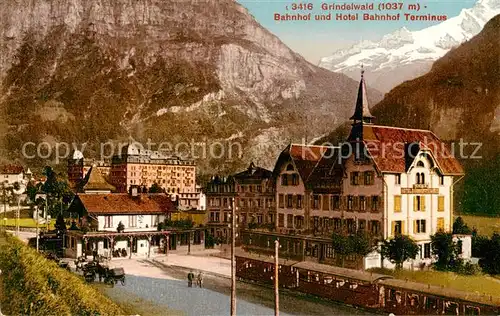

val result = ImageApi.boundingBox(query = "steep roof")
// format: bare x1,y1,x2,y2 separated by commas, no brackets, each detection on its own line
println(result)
362,125,464,175
0,165,24,174
81,166,115,192
75,193,175,215
350,69,374,123
274,144,336,183
233,162,272,181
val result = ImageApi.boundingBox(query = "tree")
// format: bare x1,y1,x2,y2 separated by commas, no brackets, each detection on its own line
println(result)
332,232,353,267
54,214,67,236
453,217,472,235
478,233,500,275
431,231,462,271
148,183,163,193
332,230,375,267
381,235,419,269
117,221,125,233
40,166,74,217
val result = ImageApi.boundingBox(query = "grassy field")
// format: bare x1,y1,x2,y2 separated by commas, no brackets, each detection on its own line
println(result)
457,215,500,236
1,218,54,230
369,268,500,298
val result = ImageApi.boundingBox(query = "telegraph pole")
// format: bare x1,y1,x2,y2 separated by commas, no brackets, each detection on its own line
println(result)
230,197,236,316
35,205,39,252
274,239,280,316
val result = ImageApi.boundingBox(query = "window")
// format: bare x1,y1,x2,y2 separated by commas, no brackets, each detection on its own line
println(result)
128,215,137,227
291,174,299,185
417,161,425,167
439,175,445,186
331,196,340,210
287,214,293,228
438,196,445,212
347,196,353,210
358,219,366,231
281,174,288,186
334,218,342,230
414,219,426,233
394,195,402,212
350,172,359,185
297,195,303,209
104,216,113,228
414,196,425,211
371,196,379,211
346,219,355,234
312,195,320,209
278,214,284,227
257,214,263,224
392,220,403,235
437,217,445,231
424,243,431,258
286,194,293,208
395,174,401,185
370,221,380,235
278,194,284,208
152,215,159,227
364,171,374,185
322,195,329,210
360,196,366,211
286,164,294,171
257,185,262,192
416,172,425,184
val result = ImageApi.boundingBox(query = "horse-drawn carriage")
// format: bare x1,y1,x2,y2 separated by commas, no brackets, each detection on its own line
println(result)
80,260,126,287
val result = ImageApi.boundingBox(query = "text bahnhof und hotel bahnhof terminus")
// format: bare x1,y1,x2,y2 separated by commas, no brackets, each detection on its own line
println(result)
274,2,448,22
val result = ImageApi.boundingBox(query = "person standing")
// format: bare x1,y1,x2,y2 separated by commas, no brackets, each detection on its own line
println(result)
187,270,194,287
197,271,204,288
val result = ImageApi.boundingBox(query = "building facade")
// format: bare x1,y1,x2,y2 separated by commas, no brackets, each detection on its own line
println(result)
243,70,466,269
205,163,275,243
108,144,196,194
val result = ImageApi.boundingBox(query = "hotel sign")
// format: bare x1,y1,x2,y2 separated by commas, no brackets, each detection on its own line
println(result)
401,188,439,194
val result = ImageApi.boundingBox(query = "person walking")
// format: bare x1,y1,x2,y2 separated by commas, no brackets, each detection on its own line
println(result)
197,271,204,288
187,270,194,287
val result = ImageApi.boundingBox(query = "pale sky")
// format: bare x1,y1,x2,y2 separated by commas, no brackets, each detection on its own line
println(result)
237,0,477,64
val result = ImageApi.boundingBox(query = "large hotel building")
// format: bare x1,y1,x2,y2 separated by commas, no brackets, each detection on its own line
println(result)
238,70,466,269
68,144,196,196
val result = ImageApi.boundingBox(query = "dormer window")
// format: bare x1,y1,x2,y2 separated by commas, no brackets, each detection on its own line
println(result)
286,164,294,171
417,161,425,167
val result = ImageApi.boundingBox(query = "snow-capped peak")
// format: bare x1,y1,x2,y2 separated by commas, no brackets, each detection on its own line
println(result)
319,0,500,92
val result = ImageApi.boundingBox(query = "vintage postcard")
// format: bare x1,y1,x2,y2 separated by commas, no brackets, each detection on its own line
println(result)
0,0,498,315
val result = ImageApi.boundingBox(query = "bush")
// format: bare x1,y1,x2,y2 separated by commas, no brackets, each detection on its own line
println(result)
456,261,482,275
0,233,124,315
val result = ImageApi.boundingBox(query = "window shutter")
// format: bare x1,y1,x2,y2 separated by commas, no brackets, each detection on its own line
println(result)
391,221,396,236
367,196,372,210
438,196,444,212
292,195,297,209
402,221,406,235
413,196,418,212
394,196,401,212
422,196,426,211
413,220,417,234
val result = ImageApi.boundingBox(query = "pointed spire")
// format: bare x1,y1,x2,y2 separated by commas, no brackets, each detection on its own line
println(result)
350,65,374,124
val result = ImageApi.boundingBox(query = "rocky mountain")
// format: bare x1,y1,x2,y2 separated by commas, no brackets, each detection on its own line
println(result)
318,0,500,93
0,0,382,174
320,14,500,215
